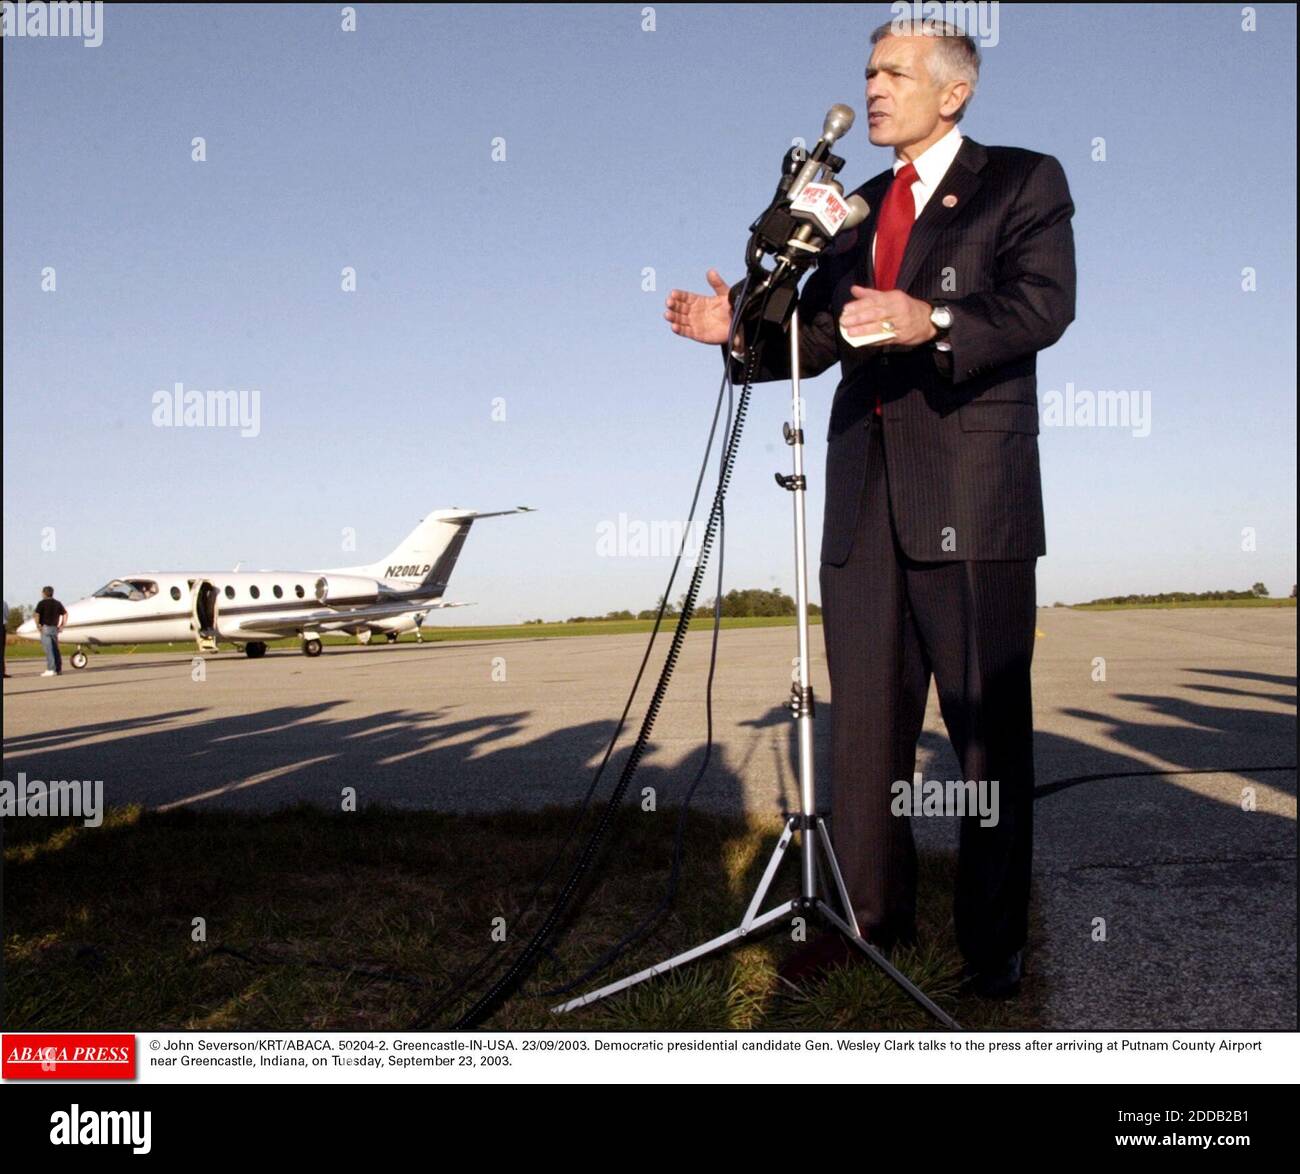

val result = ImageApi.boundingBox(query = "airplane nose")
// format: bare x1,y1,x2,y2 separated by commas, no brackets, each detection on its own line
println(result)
17,618,37,639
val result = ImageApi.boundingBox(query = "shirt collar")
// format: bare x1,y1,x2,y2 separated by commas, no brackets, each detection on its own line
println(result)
893,124,963,188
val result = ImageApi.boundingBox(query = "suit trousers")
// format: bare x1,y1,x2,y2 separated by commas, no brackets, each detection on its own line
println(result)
818,417,1038,969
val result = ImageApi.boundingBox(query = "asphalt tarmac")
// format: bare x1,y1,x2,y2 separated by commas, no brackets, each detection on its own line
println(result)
4,607,1295,1030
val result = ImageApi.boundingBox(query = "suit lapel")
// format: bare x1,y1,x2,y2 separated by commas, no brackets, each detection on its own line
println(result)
893,137,987,293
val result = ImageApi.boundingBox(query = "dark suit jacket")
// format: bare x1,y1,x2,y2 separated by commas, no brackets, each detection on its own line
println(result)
732,137,1076,564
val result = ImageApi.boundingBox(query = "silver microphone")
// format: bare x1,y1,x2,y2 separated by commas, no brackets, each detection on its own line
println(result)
821,103,856,143
787,104,856,201
842,193,870,229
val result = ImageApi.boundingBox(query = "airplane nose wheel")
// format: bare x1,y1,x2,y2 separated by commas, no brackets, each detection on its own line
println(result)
301,638,323,658
70,649,89,670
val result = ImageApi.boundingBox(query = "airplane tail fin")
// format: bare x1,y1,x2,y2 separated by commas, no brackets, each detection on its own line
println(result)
356,507,534,594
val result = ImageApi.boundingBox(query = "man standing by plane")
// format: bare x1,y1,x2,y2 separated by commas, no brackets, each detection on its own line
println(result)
35,585,67,677
664,19,1075,997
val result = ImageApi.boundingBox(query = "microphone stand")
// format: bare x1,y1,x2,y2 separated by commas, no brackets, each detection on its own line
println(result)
553,298,961,1030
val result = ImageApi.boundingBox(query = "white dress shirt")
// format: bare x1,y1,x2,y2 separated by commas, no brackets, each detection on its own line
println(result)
872,124,963,259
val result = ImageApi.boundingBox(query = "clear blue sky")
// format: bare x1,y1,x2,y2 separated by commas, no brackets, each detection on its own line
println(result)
4,3,1296,621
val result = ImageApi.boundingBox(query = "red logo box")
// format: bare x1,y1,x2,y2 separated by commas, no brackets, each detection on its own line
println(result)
3,1034,136,1080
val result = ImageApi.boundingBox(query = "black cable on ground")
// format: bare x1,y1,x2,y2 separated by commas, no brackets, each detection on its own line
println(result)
408,285,763,1028
448,297,770,1029
541,366,738,997
1034,764,1296,799
192,945,435,988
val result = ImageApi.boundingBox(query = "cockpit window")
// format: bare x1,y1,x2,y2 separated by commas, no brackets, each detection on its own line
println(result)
93,578,159,602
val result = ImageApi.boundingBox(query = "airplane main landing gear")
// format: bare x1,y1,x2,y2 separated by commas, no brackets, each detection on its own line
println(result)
244,642,268,659
302,637,323,658
70,648,89,670
386,631,400,643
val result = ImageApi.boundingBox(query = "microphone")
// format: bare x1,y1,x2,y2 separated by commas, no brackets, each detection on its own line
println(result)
823,102,857,140
748,103,860,269
786,104,856,202
844,193,870,227
764,192,868,275
758,191,869,296
739,104,863,326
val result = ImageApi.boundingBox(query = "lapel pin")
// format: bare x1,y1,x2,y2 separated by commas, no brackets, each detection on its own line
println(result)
942,193,958,208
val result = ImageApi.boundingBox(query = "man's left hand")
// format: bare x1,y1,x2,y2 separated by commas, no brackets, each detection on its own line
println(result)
841,286,937,348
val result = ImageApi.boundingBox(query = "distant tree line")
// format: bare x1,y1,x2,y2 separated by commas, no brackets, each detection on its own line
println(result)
557,588,820,624
1079,583,1275,605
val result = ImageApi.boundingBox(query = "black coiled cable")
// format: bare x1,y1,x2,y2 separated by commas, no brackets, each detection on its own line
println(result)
448,288,772,1028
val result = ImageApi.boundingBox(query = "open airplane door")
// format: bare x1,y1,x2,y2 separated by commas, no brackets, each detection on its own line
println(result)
189,579,220,653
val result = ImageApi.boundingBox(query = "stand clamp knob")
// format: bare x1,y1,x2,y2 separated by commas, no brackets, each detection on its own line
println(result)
789,683,815,717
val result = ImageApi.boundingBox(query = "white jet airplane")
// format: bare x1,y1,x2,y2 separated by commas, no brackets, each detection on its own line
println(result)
16,507,533,667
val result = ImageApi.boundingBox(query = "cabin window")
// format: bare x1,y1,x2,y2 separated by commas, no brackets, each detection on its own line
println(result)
250,585,261,600
170,586,182,601
295,584,305,598
273,585,283,598
224,585,235,600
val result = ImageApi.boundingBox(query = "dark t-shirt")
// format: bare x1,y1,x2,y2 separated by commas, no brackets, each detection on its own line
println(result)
35,598,66,626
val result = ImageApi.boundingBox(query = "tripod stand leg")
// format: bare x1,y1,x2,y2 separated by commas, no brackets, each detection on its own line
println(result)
551,821,800,1014
815,901,962,1030
554,823,799,1013
811,818,961,1029
814,816,862,937
742,817,796,926
551,899,799,1013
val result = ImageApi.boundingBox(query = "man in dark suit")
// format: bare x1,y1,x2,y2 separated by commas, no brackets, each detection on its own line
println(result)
664,19,1076,996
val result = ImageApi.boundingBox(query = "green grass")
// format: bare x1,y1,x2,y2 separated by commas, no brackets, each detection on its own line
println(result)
3,615,819,660
4,806,1042,1032
1071,598,1296,611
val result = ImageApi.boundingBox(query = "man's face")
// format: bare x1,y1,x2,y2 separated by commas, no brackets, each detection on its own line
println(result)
865,34,951,150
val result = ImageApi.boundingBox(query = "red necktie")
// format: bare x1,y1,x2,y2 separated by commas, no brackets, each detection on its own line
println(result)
867,161,917,415
873,161,918,291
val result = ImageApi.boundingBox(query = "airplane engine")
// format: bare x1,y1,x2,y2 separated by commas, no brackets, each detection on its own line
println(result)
313,575,384,606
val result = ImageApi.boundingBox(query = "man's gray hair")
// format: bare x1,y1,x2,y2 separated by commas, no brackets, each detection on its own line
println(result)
870,18,980,122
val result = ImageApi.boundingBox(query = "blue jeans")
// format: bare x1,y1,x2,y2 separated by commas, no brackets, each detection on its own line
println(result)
40,625,62,672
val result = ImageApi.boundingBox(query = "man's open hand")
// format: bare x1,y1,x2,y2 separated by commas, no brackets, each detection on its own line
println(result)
841,285,937,348
664,269,734,345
